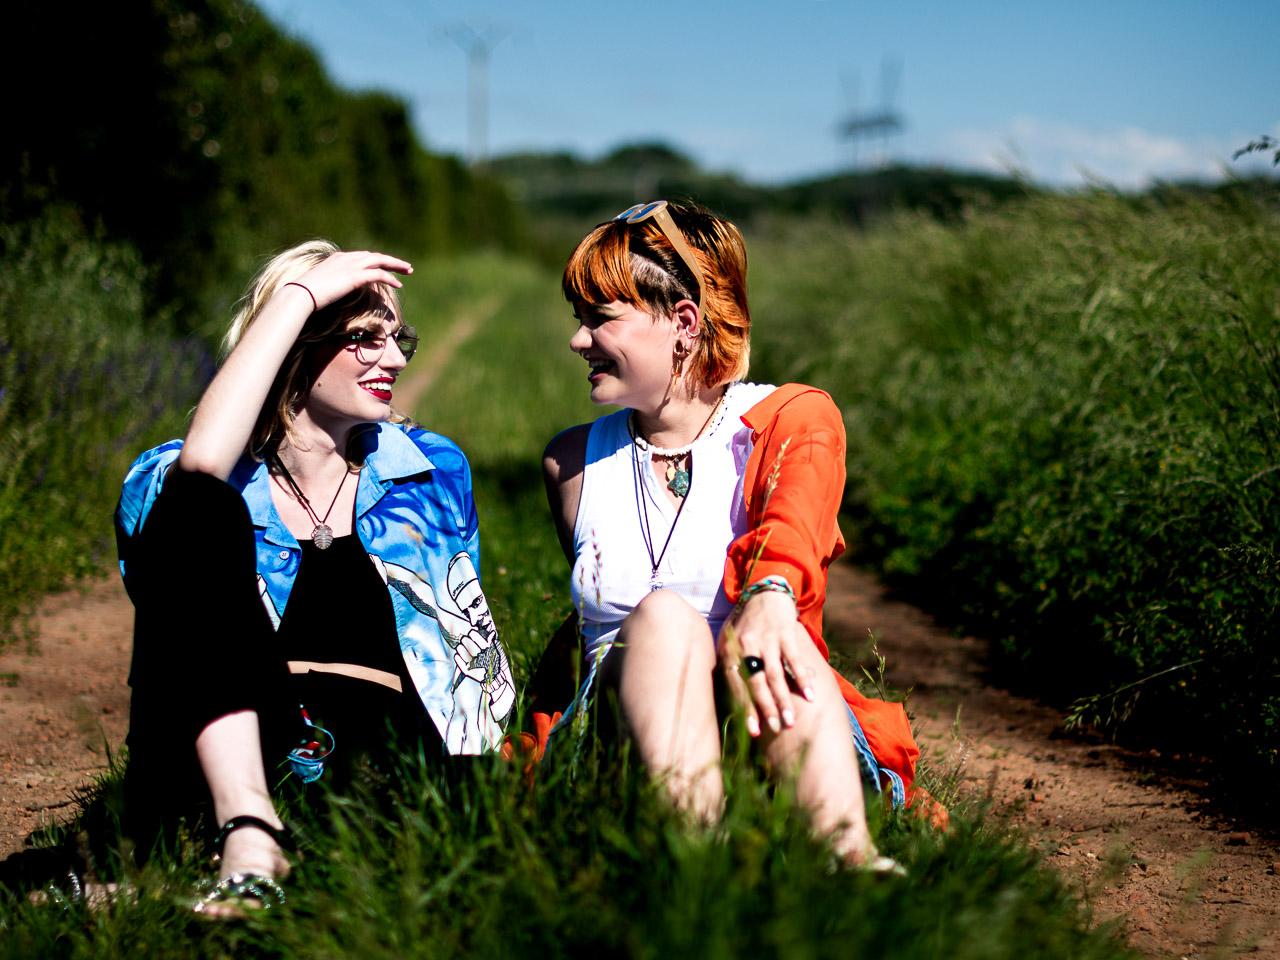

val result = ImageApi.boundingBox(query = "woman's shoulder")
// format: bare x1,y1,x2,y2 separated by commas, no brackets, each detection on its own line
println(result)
128,437,185,471
386,420,470,473
742,382,841,431
543,422,593,481
543,410,624,475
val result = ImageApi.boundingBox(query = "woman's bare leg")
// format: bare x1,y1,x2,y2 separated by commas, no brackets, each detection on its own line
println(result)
195,711,289,881
606,590,723,821
760,624,876,864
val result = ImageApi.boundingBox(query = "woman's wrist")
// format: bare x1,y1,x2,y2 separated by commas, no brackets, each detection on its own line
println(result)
282,280,318,314
736,575,796,612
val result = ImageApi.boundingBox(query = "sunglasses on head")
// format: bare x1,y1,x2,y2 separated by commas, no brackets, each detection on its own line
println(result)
609,201,704,320
340,324,419,363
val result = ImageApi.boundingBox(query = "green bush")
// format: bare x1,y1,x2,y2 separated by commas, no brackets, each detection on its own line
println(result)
0,211,208,643
749,191,1280,802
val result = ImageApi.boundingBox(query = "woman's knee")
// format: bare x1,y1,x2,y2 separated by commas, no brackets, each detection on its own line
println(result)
621,591,714,657
609,591,717,690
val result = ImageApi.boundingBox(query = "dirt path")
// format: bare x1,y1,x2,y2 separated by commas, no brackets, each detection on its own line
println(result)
825,562,1280,959
393,296,497,415
0,577,132,856
6,564,1275,957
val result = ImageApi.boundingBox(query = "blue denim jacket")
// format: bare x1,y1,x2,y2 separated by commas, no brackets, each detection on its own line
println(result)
116,422,514,755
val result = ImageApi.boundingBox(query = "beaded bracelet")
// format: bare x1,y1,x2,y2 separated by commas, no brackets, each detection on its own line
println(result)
736,575,796,611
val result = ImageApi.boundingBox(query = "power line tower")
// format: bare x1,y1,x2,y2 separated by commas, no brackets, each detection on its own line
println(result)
837,58,905,170
445,21,506,168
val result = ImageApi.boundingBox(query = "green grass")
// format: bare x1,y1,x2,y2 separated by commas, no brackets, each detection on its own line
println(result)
1,750,1132,960
0,250,1132,958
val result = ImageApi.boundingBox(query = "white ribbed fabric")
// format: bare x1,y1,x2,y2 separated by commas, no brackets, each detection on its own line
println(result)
570,382,777,663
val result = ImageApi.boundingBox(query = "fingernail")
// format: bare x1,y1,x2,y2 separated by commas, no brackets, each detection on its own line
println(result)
747,716,760,737
767,715,781,734
782,708,795,727
803,686,815,702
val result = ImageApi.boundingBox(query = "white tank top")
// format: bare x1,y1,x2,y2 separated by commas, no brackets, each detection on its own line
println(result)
570,382,777,662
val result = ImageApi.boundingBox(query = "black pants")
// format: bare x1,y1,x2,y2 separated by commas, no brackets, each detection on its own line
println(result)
121,469,296,856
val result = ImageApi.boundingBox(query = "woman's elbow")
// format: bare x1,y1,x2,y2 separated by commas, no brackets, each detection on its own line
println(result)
176,446,232,480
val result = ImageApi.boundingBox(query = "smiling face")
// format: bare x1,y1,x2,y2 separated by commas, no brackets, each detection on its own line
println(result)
569,300,680,409
302,296,409,434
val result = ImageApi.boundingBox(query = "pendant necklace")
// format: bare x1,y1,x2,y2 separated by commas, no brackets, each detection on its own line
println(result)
272,455,352,550
629,385,731,590
630,441,689,592
631,384,732,499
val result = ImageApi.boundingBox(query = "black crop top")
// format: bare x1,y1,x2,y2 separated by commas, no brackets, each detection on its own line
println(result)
275,534,440,783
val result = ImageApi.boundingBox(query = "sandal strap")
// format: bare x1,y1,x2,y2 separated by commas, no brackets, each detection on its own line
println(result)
195,872,287,911
213,815,295,855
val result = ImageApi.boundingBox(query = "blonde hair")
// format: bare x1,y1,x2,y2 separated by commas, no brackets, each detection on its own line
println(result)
225,239,404,458
562,201,751,388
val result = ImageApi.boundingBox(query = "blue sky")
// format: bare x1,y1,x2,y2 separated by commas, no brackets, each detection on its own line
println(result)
256,0,1279,187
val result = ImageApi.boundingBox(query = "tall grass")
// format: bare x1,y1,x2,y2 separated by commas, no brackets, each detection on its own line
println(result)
0,211,208,645
748,190,1280,802
1,746,1133,960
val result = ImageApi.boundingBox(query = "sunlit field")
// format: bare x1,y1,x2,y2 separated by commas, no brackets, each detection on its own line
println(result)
1,250,1135,959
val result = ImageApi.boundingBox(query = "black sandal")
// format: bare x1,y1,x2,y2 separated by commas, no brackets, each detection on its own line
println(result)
194,816,294,914
194,872,287,912
212,815,295,858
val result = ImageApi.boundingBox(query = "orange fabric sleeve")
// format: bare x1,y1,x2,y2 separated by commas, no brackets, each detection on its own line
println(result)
724,385,937,818
723,385,846,656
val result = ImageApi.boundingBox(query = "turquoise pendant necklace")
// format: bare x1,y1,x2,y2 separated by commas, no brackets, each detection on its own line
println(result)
663,457,691,498
632,384,732,502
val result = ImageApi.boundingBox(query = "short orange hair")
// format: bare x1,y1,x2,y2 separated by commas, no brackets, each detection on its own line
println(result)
562,201,751,387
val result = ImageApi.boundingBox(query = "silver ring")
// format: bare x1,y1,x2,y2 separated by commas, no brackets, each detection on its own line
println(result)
741,655,765,676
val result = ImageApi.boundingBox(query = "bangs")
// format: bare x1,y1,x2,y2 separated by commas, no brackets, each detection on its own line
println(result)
562,224,642,307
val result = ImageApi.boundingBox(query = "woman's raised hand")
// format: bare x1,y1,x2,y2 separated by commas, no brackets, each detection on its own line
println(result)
179,250,412,481
719,591,817,738
288,250,413,312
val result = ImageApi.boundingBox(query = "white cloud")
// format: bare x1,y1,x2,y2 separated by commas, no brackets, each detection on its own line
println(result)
938,118,1275,189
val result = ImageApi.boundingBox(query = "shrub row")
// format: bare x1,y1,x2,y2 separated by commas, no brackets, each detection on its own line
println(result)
0,212,208,643
6,0,526,335
749,190,1280,803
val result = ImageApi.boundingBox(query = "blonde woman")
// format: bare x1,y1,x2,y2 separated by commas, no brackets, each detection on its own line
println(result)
116,241,513,910
529,202,934,868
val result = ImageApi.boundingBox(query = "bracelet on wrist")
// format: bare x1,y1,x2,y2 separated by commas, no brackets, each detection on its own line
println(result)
283,280,318,314
736,575,796,611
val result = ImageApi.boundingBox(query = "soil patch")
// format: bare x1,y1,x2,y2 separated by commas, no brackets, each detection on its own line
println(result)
0,577,131,856
824,561,1280,959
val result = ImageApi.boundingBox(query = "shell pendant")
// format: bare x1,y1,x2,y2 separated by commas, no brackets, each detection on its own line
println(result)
311,523,334,550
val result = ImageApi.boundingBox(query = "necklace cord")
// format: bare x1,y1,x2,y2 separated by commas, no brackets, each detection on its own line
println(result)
631,383,731,457
272,455,350,529
628,384,732,586
631,437,692,582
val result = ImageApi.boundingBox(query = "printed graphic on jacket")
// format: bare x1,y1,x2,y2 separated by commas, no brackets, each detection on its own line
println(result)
256,550,514,754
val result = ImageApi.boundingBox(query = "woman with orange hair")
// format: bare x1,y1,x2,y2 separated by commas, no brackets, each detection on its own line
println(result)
535,201,929,867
